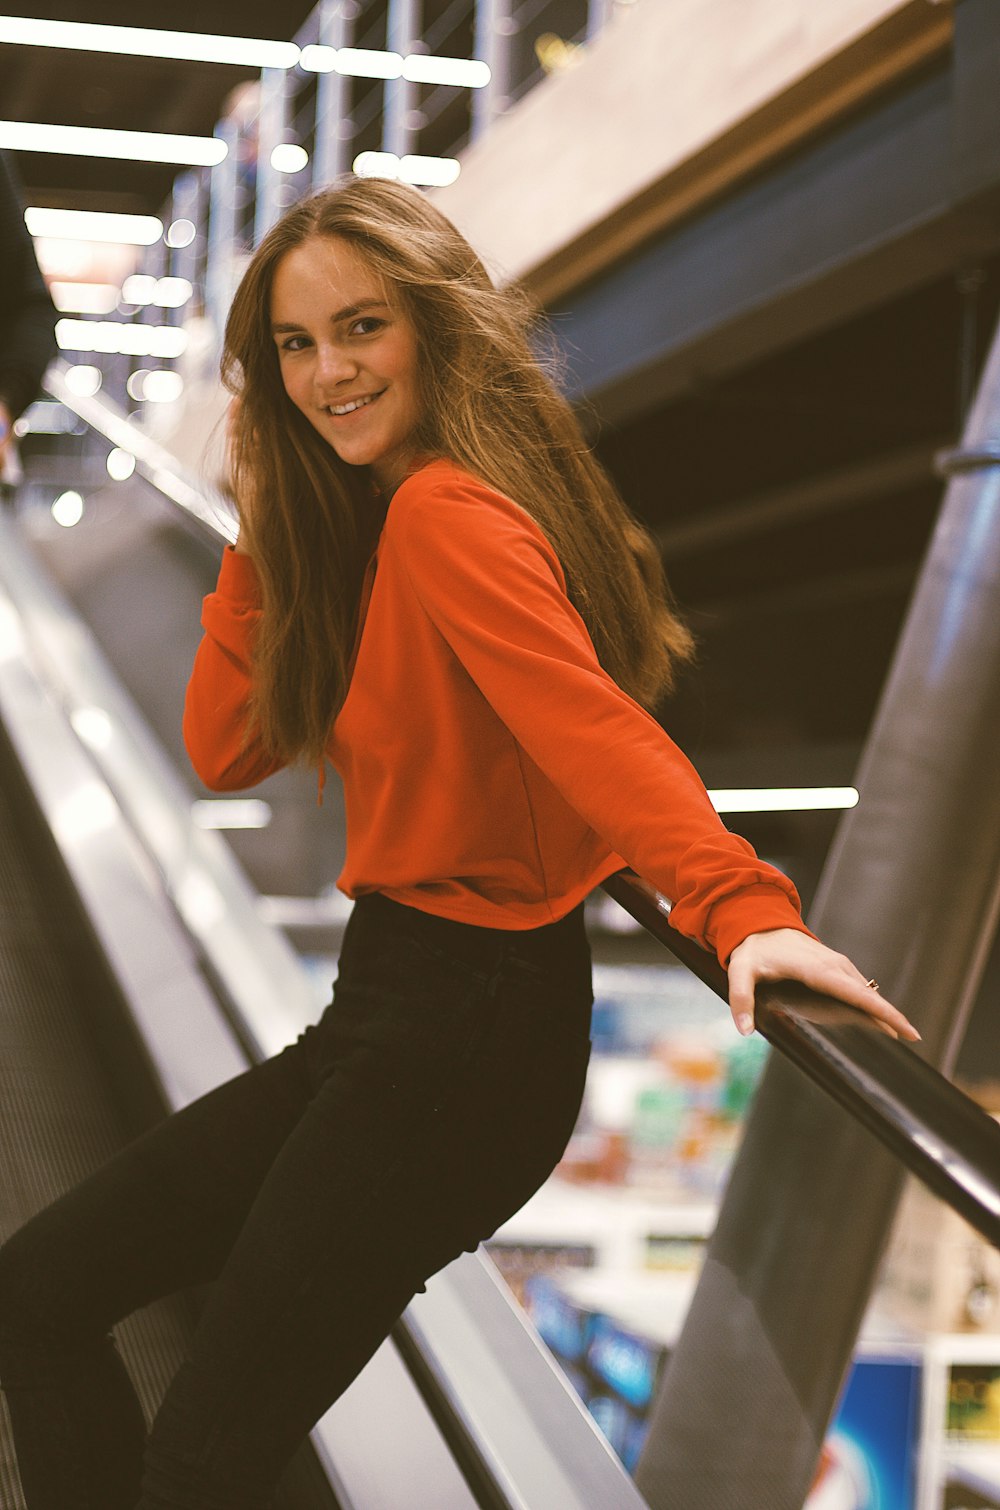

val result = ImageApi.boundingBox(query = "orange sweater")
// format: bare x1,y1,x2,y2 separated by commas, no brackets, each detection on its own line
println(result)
184,459,815,966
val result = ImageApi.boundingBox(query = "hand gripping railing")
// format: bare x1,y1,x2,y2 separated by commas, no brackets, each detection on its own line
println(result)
602,868,1000,1250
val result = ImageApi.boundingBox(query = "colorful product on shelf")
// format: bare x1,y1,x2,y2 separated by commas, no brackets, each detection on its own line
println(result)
526,1271,921,1501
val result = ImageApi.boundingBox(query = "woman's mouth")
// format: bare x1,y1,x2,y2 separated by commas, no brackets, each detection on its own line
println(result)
324,390,385,417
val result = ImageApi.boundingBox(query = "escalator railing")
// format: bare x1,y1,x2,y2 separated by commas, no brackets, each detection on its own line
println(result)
603,869,1000,1249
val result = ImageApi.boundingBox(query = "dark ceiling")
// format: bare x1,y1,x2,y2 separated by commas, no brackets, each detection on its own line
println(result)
2,3,317,212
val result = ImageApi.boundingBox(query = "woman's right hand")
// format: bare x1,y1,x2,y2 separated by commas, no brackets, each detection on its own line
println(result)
727,928,921,1042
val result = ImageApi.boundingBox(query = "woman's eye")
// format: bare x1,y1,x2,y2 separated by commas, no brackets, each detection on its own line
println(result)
351,316,384,336
280,335,309,353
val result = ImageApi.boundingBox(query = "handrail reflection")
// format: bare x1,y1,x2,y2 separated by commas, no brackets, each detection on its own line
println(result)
41,362,235,545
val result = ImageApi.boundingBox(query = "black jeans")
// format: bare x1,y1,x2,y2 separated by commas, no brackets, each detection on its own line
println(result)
0,892,593,1509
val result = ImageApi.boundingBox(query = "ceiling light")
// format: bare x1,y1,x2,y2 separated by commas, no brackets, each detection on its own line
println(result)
270,143,308,173
299,44,337,73
192,799,272,830
400,154,460,187
353,151,401,179
165,218,196,248
50,281,119,314
401,55,490,88
26,207,163,244
3,121,227,167
51,489,84,527
153,276,193,307
56,318,188,358
352,152,461,186
336,47,403,79
106,448,136,481
0,16,299,69
707,787,860,813
63,364,103,396
121,274,156,305
300,45,489,88
142,370,184,403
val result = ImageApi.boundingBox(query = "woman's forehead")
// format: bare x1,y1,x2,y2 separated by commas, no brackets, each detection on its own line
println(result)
272,237,389,315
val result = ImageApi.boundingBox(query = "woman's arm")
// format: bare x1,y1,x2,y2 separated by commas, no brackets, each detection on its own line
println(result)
395,480,920,1041
183,547,286,790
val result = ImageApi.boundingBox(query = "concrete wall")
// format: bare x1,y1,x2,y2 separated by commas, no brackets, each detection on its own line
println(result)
432,0,953,303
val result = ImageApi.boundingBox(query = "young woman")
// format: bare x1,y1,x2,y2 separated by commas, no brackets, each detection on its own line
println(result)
0,178,918,1510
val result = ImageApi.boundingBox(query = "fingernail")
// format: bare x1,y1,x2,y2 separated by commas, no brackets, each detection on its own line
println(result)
737,1014,754,1036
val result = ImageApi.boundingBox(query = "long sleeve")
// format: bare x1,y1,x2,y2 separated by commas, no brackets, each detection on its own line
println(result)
0,153,56,421
393,478,815,966
183,547,286,790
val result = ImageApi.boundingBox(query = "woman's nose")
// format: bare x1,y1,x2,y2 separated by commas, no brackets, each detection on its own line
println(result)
314,344,357,389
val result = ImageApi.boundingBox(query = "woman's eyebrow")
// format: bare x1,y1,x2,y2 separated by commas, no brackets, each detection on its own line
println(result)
271,299,389,335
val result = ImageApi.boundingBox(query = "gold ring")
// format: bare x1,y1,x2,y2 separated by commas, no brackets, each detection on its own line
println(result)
867,979,880,992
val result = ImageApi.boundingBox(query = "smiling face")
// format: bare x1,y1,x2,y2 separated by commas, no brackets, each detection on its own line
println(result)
270,235,424,492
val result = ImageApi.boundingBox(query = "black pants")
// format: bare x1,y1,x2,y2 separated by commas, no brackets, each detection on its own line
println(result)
0,892,593,1509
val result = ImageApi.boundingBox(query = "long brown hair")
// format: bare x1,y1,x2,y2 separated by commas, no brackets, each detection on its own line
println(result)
222,176,694,765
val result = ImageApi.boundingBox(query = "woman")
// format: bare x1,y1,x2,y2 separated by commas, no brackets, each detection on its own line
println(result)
0,178,918,1510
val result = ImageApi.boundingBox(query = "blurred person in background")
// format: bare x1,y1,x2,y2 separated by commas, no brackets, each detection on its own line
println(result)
0,150,56,481
0,177,920,1510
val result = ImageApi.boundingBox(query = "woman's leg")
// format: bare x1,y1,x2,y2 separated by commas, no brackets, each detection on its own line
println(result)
0,1026,330,1510
1,894,593,1510
136,896,594,1510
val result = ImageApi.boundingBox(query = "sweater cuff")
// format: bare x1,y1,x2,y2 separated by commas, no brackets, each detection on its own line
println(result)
707,885,819,970
216,545,261,602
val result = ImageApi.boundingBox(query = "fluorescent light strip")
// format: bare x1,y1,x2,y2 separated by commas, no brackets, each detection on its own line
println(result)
401,55,490,88
353,150,460,187
50,282,119,314
56,318,187,358
0,16,299,69
334,46,403,79
707,787,860,814
1,121,227,167
270,143,308,173
300,45,490,88
121,274,194,308
192,799,272,830
26,207,163,244
1,19,489,86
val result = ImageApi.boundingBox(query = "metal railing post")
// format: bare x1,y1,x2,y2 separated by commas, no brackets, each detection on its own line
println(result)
167,170,203,292
635,317,1000,1508
586,0,614,45
314,0,354,186
254,67,291,244
204,119,240,348
472,0,512,144
384,0,420,159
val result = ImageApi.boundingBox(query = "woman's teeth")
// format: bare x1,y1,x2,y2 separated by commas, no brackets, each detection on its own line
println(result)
328,392,380,416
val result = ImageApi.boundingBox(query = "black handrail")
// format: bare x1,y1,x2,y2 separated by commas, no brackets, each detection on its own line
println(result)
602,868,1000,1250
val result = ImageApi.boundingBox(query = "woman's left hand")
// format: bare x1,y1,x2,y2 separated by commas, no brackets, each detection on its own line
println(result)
726,928,921,1043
